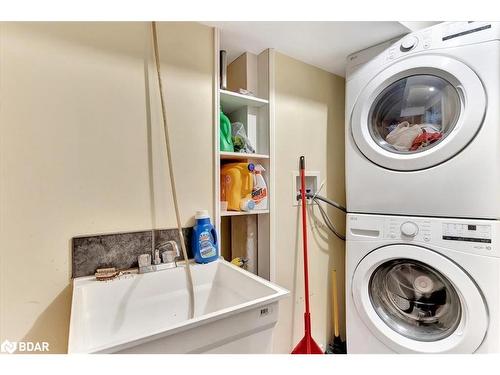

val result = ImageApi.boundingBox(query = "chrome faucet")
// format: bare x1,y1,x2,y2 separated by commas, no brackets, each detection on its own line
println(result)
138,240,181,274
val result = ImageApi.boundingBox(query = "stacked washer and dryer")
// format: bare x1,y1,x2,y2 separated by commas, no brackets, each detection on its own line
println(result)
345,22,500,353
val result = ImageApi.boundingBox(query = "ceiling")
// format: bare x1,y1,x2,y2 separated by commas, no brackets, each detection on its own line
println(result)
203,22,437,77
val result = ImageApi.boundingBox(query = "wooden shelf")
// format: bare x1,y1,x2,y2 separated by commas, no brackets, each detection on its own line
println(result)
220,151,270,160
221,210,270,217
220,89,269,113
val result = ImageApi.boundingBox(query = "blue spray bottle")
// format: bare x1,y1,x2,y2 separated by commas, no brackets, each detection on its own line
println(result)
192,210,218,264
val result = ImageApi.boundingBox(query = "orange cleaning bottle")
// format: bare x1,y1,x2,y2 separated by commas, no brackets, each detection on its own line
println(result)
221,163,255,211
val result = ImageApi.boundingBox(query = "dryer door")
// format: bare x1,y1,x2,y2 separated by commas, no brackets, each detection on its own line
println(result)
352,244,488,353
351,55,486,171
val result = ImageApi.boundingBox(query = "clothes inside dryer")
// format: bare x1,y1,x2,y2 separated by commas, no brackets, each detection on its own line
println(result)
369,259,462,342
369,75,461,153
385,121,443,151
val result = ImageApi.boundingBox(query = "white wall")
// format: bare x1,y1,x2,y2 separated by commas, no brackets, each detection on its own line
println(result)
0,22,214,353
273,52,345,353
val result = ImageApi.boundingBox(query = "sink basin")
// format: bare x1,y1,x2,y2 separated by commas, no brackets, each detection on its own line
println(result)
68,259,289,353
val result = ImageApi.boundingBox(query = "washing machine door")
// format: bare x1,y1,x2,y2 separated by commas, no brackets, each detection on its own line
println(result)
351,55,486,171
352,244,488,353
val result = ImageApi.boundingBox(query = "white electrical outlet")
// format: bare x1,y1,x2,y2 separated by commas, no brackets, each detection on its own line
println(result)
292,170,320,206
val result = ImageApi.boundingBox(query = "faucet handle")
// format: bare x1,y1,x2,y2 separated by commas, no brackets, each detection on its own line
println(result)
138,253,152,268
158,240,180,264
162,250,176,264
138,253,157,274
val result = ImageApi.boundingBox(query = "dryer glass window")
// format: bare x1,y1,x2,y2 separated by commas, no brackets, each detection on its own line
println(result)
369,259,462,342
369,75,461,153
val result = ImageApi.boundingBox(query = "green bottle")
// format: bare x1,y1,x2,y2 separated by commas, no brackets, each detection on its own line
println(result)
220,109,234,152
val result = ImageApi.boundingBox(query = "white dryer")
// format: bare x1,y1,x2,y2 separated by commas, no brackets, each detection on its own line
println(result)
345,22,500,219
346,213,500,353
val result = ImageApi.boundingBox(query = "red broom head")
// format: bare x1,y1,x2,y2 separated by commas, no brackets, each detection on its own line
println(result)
291,332,323,354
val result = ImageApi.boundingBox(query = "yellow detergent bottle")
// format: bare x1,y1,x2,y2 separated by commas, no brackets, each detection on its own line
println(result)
221,162,255,211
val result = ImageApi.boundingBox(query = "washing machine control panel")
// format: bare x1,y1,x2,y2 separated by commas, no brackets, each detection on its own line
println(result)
384,218,432,242
442,223,492,243
383,219,492,244
348,214,498,257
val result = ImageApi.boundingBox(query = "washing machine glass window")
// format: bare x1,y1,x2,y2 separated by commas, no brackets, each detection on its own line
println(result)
369,259,462,342
369,75,461,154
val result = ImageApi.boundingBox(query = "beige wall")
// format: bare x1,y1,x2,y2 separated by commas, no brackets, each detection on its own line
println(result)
0,23,345,355
0,22,214,353
273,52,345,353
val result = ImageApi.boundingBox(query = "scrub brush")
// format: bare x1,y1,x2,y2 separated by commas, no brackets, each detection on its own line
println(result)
94,267,137,281
95,267,120,281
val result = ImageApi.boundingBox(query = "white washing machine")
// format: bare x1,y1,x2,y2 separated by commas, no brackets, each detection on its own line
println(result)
346,213,500,353
345,22,500,219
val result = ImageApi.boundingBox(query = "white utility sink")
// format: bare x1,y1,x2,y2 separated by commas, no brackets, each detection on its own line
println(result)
68,259,289,353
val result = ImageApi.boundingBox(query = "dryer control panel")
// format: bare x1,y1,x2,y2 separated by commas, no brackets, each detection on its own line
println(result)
345,22,500,80
384,22,497,63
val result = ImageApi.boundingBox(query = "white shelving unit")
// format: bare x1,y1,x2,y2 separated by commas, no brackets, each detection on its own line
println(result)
213,28,275,281
221,210,270,217
219,151,270,160
220,90,269,113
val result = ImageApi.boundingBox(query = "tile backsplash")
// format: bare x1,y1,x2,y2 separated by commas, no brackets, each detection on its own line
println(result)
72,227,192,278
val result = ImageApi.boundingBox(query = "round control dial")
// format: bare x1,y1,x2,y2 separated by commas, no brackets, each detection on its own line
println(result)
400,221,419,237
400,36,418,52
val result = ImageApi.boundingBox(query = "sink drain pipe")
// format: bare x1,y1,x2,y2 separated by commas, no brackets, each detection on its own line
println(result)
151,21,195,319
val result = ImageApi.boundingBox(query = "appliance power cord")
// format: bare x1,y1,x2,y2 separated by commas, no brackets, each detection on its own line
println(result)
312,197,346,241
297,191,346,241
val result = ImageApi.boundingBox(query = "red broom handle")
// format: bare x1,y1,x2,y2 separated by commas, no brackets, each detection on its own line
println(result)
299,156,311,321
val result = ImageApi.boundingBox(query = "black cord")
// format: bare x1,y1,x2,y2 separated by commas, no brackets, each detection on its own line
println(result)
297,192,347,213
309,193,347,213
312,198,346,241
297,191,346,240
